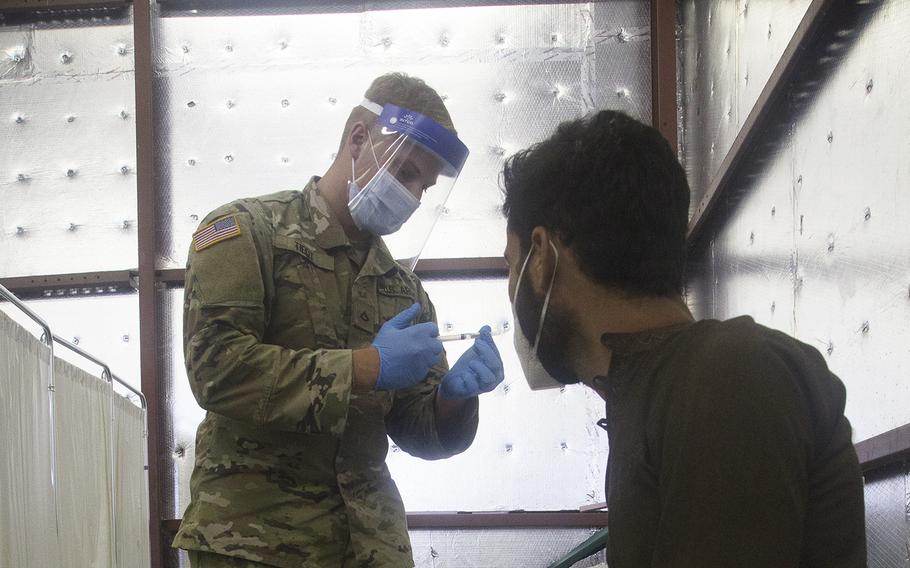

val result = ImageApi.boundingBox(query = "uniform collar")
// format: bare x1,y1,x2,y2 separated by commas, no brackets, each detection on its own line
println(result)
304,177,399,277
303,177,351,250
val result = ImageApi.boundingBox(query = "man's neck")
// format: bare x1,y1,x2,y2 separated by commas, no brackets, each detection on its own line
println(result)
319,160,371,242
570,280,694,388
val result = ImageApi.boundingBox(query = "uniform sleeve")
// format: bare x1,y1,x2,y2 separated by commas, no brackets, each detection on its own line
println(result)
384,285,479,460
183,204,352,436
648,338,813,567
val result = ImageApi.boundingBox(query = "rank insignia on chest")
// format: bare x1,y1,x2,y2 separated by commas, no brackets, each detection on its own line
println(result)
193,215,241,252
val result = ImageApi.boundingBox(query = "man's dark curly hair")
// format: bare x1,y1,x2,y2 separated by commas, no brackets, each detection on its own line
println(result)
502,110,690,297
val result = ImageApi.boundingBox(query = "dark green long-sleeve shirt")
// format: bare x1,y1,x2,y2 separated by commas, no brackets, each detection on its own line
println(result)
600,316,866,568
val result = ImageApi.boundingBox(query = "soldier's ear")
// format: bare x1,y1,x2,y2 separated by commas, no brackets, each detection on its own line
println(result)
347,122,369,162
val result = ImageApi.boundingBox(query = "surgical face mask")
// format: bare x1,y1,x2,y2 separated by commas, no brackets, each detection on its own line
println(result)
348,133,421,236
511,242,566,391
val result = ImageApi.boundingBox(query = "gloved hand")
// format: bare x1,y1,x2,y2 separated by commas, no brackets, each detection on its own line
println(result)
439,326,505,400
373,303,444,391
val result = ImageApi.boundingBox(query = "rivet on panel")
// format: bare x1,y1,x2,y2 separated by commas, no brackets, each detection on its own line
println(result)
744,72,749,85
60,51,73,64
439,33,450,47
120,109,130,119
281,156,289,164
444,322,454,332
173,443,185,459
120,165,130,175
391,444,400,453
492,146,506,157
16,173,28,183
560,442,568,450
15,114,25,124
190,214,199,221
616,28,631,43
770,301,776,314
502,321,511,332
826,234,835,253
505,443,513,453
67,115,76,123
826,341,834,356
767,24,772,39
72,336,80,345
187,100,196,108
122,334,130,343
799,215,804,235
279,40,288,50
502,383,510,394
225,44,234,53
121,220,131,230
187,158,196,166
860,321,870,335
496,33,507,45
281,99,290,108
226,99,235,109
224,155,234,163
380,36,393,49
116,44,128,56
550,32,561,44
9,46,26,63
66,168,77,178
771,206,776,217
749,231,755,245
865,79,874,94
15,226,26,236
616,88,629,99
797,174,803,187
181,44,190,54
864,207,871,221
328,97,337,105
494,91,507,103
68,222,78,232
429,548,439,559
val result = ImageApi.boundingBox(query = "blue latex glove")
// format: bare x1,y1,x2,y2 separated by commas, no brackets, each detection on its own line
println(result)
439,326,505,400
373,303,444,391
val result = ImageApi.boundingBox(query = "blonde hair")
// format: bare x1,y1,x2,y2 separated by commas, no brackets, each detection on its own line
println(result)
337,72,455,155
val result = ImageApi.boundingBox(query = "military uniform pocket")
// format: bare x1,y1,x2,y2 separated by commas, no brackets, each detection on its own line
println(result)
270,235,339,349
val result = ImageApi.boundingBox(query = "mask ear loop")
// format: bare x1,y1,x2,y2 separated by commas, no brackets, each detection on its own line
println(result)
531,241,559,353
513,240,559,353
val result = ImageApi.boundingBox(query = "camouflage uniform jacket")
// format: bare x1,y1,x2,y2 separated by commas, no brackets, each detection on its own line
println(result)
172,179,479,567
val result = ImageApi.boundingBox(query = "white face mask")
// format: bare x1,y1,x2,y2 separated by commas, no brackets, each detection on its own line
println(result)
511,241,564,391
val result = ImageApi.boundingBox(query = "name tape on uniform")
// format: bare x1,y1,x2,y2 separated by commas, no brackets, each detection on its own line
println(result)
193,215,241,252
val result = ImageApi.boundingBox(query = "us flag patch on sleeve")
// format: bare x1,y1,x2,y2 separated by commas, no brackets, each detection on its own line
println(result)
193,215,241,252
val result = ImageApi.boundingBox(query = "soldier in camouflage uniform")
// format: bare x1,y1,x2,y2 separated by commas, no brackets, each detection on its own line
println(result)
173,73,505,567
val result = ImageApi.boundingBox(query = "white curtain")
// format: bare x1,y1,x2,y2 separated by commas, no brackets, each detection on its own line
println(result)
56,357,115,568
114,391,150,568
0,310,60,567
0,309,149,568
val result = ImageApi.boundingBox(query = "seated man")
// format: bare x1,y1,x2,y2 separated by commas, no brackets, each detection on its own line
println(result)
500,110,866,567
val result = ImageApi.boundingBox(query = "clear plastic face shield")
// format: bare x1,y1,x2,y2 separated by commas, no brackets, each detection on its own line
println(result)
348,99,469,269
